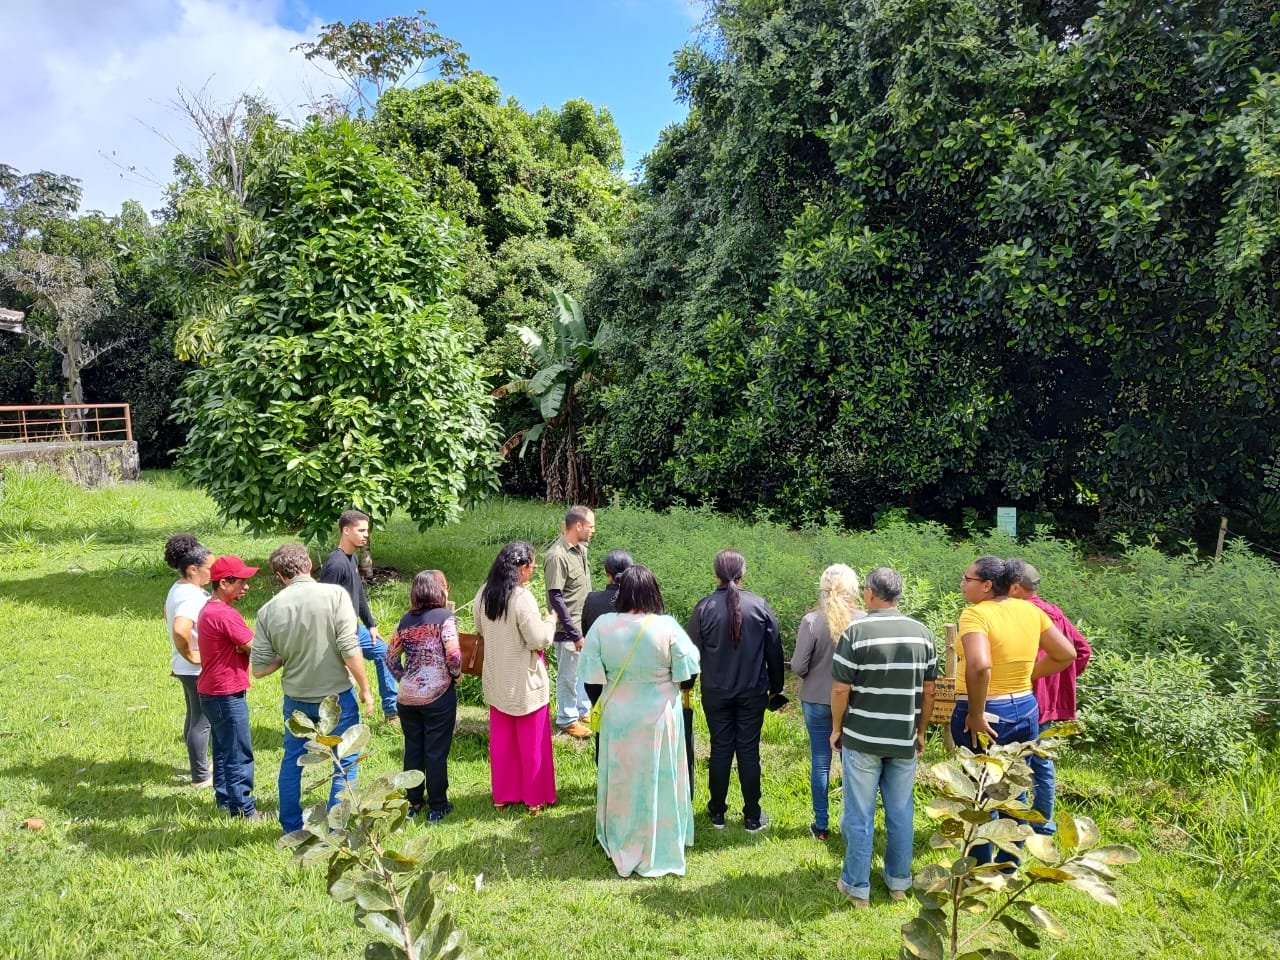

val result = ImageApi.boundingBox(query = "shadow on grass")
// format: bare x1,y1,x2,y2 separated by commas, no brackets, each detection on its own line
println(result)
2,568,172,619
0,754,278,857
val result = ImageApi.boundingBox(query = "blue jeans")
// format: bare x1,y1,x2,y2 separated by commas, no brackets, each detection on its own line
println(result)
801,700,833,830
1028,752,1056,835
950,693,1040,861
840,748,917,899
553,641,590,727
359,625,399,719
200,690,255,816
278,689,359,833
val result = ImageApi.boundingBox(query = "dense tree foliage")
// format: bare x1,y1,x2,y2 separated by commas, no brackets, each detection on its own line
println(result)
177,120,497,539
590,0,1280,537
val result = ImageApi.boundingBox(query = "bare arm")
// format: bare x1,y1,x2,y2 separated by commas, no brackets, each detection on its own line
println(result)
830,681,851,753
343,653,374,713
172,616,200,664
917,679,936,754
961,631,995,747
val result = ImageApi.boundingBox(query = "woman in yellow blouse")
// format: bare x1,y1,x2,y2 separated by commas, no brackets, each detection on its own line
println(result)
952,556,1075,750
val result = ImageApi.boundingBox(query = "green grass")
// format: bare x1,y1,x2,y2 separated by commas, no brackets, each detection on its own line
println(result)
1,469,1278,959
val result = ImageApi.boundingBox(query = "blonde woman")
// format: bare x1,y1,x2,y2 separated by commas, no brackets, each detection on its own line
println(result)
790,564,864,840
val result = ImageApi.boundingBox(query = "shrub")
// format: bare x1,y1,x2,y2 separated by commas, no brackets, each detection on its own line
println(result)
1080,646,1256,767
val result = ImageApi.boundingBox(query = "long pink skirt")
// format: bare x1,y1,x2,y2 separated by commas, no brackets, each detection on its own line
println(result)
489,704,557,807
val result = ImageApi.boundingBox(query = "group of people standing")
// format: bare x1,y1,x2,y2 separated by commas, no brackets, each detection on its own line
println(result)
163,506,1090,898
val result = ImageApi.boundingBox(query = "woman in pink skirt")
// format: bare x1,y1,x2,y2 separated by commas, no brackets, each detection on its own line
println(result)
475,541,558,812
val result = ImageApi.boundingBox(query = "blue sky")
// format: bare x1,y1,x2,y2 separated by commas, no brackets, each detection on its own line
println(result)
285,1,702,167
2,1,703,216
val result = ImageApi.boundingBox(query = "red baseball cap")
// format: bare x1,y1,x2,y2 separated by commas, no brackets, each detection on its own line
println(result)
209,555,260,580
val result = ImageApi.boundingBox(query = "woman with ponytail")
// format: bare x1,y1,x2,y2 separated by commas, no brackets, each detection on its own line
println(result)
791,564,864,841
688,549,784,833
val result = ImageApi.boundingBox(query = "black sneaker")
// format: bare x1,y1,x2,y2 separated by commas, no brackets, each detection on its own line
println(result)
745,812,770,833
809,823,829,841
427,802,454,823
708,811,726,829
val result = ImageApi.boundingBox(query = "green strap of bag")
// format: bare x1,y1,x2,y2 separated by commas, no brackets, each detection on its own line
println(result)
587,614,653,734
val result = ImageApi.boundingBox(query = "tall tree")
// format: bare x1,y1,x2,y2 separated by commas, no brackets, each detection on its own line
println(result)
591,0,1280,537
177,119,498,539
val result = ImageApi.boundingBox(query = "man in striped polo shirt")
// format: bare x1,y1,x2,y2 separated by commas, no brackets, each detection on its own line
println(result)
830,566,937,907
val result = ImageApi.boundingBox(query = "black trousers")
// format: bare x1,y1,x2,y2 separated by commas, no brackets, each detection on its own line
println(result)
702,691,768,820
399,684,457,812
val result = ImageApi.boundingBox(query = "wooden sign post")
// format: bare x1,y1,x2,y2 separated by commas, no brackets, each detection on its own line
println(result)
929,623,959,753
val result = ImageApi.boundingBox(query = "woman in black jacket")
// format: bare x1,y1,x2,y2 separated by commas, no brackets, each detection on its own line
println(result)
687,549,784,832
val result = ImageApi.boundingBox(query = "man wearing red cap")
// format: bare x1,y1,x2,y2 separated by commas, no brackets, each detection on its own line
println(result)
197,555,261,820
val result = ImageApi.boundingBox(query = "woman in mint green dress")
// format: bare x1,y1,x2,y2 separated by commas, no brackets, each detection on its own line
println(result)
581,564,701,878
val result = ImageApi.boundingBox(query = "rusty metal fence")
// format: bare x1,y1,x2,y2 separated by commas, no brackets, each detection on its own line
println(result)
0,404,133,444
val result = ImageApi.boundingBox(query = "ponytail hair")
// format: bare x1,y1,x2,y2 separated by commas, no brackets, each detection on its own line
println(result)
818,564,860,641
714,549,747,648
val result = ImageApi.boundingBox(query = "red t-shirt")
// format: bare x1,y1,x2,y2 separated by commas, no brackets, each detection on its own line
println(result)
196,599,254,696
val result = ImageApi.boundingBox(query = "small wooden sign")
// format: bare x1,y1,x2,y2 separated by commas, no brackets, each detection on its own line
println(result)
930,678,956,724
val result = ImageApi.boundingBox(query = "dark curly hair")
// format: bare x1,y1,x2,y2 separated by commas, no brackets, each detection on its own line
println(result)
164,533,210,577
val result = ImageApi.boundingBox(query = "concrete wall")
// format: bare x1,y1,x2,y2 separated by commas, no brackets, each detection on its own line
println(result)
0,440,140,487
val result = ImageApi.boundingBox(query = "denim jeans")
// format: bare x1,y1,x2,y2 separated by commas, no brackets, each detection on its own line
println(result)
801,700,834,831
553,641,590,727
358,625,399,719
1027,752,1056,835
949,693,1040,861
399,685,456,813
200,690,255,816
839,748,917,898
703,691,768,820
278,689,359,833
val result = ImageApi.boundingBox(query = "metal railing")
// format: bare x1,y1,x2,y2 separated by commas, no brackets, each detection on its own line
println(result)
0,404,133,444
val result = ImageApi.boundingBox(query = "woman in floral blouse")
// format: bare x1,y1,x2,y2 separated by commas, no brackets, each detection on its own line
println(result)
388,570,462,821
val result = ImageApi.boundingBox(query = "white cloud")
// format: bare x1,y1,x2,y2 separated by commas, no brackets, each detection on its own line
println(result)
0,0,343,217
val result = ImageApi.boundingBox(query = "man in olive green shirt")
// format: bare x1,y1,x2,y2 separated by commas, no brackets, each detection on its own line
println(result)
544,505,595,737
251,542,373,833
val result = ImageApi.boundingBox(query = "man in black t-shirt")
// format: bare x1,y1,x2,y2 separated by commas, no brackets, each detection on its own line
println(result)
318,509,399,726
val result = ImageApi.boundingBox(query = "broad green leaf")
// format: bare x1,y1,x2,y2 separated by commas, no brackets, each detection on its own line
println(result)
930,762,977,800
998,914,1041,949
913,863,951,894
1027,865,1076,882
286,712,316,736
362,942,400,960
337,724,371,759
354,879,396,912
1025,834,1060,864
360,910,408,948
318,695,341,734
1055,809,1080,854
1075,816,1101,849
924,797,965,819
1017,902,1068,938
900,917,944,960
1086,844,1141,864
1068,875,1119,906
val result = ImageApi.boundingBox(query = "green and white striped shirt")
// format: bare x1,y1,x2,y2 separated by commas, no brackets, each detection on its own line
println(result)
832,609,938,759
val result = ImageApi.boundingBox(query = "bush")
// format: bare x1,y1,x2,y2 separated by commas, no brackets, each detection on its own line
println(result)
1080,646,1256,767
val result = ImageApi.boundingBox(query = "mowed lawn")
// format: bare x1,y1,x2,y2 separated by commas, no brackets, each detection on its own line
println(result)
0,470,1277,959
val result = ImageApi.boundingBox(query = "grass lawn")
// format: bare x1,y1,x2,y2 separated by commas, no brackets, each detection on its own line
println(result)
0,470,1277,959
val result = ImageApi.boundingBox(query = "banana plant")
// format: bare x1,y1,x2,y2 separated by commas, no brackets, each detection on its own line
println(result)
500,291,610,502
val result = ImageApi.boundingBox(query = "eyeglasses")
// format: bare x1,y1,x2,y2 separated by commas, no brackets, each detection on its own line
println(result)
960,575,984,583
